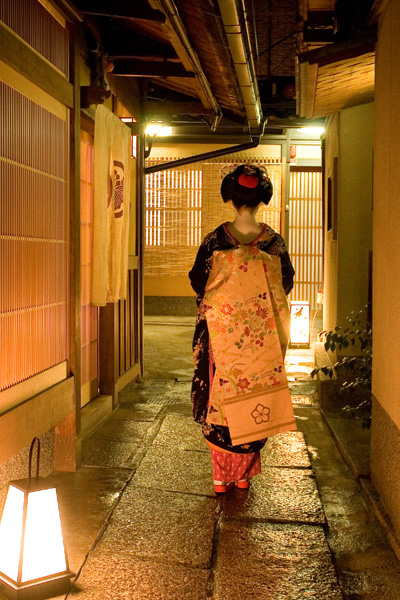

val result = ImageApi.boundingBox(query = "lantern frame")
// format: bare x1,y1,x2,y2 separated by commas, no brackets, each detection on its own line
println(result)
0,439,74,600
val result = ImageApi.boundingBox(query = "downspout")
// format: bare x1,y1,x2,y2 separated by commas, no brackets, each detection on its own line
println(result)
217,0,263,131
157,0,223,131
145,136,261,173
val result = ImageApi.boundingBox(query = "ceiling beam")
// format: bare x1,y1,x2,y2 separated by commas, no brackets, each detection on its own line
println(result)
104,36,177,61
143,101,214,116
112,60,195,78
77,0,165,22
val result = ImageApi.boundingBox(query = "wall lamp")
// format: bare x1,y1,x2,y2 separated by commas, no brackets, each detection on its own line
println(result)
144,121,172,158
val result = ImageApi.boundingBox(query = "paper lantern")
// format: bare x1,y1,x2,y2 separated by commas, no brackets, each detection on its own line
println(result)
0,439,73,599
289,301,310,347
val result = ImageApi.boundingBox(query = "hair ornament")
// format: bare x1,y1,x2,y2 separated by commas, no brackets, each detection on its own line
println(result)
238,173,258,188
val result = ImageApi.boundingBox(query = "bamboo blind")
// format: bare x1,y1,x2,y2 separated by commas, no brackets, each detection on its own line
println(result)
0,0,69,77
145,164,202,277
145,156,282,279
288,169,323,310
80,136,98,406
0,81,68,391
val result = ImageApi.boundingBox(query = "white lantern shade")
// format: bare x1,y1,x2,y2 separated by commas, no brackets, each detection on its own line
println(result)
0,478,72,600
290,301,310,347
0,485,24,582
22,488,67,582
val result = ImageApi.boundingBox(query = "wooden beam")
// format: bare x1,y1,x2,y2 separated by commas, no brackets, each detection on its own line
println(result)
81,85,111,108
112,60,195,78
143,101,214,116
77,0,165,22
0,20,73,108
106,36,177,61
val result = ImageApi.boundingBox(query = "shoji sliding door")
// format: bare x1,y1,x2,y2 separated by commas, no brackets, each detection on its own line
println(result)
288,167,323,310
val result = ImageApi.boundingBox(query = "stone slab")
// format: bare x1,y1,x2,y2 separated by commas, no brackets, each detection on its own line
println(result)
89,419,151,442
45,468,129,573
214,521,342,600
152,414,207,452
82,439,138,468
131,445,214,496
97,487,215,567
90,419,151,443
262,431,311,468
222,468,326,525
111,403,163,421
70,552,211,600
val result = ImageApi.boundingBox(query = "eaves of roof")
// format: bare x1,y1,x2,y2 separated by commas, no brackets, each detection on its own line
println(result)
296,31,377,119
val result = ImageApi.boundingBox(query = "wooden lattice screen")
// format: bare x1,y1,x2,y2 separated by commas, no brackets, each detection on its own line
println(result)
0,0,69,77
288,168,323,310
80,134,98,407
145,165,202,277
0,81,68,391
145,155,282,280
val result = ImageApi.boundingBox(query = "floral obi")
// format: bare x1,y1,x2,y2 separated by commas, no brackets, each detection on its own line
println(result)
200,245,296,445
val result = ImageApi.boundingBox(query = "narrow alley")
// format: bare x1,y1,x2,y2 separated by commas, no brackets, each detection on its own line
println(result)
25,317,400,600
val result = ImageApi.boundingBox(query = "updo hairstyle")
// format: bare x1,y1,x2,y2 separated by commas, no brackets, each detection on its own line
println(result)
220,164,273,208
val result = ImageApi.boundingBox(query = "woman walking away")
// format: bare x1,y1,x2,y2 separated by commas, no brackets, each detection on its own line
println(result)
189,164,296,494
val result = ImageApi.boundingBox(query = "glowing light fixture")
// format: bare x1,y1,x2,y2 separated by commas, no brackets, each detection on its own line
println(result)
145,121,172,137
0,438,73,600
289,301,310,348
296,126,324,136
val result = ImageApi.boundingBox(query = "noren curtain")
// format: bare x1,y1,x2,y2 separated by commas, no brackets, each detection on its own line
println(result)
92,105,132,305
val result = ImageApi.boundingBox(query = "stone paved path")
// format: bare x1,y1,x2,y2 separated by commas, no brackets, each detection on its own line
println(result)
66,382,344,600
2,321,399,600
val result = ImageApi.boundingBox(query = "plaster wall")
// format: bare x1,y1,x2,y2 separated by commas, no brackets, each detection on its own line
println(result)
372,0,400,430
322,114,339,334
371,0,400,537
322,105,374,336
337,103,374,325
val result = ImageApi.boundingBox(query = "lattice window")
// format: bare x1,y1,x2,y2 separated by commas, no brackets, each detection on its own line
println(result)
145,154,282,279
0,0,69,77
145,165,202,277
288,168,323,310
0,81,68,392
80,134,98,407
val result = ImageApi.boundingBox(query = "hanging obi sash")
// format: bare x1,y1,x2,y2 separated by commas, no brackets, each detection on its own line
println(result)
201,245,296,445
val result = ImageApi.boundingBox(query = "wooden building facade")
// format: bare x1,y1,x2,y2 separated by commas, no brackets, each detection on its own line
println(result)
0,0,144,491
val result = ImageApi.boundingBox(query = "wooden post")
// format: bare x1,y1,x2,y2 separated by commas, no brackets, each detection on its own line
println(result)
136,133,146,378
55,21,81,470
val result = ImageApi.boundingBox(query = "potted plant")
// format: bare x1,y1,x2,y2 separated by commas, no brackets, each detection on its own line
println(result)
311,305,372,428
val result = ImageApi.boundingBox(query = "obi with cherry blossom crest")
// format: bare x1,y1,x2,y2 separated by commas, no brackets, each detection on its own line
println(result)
201,245,296,445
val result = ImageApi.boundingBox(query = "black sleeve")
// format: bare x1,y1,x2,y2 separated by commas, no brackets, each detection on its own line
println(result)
280,251,295,295
188,237,214,298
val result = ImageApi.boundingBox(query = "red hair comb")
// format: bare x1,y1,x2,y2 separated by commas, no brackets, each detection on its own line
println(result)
238,173,259,188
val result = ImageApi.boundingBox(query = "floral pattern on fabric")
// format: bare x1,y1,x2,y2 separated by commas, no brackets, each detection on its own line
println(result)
201,246,295,446
189,222,295,453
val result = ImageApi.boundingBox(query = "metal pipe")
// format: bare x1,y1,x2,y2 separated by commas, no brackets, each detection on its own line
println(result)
217,0,263,130
145,137,260,173
158,0,223,131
